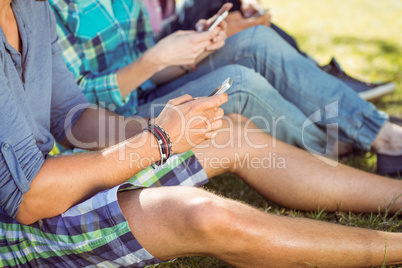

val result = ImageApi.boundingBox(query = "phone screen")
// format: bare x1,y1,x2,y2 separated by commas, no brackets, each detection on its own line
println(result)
207,11,229,31
209,78,232,96
197,3,233,32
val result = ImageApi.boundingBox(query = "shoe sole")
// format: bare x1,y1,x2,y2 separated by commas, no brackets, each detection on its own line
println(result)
358,82,396,101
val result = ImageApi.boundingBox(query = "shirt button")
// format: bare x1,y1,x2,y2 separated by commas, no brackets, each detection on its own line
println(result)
2,143,11,151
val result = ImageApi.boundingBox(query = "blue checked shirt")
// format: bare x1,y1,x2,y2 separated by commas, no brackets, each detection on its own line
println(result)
49,0,156,116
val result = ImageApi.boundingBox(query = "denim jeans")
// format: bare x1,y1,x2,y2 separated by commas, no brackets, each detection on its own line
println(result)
137,26,388,153
162,0,310,61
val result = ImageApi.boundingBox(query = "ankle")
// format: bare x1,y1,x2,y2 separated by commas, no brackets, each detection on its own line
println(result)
372,122,402,155
332,140,354,156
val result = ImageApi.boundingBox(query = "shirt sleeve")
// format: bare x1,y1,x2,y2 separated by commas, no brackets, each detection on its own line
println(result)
50,5,126,110
0,72,45,218
47,4,90,143
137,2,157,54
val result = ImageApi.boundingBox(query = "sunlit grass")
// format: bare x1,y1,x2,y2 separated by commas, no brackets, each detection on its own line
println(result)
156,1,402,267
267,0,402,118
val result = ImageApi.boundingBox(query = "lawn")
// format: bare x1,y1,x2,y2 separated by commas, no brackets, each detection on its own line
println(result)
155,1,402,267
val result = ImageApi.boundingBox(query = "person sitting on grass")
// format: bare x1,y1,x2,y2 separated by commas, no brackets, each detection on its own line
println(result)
3,1,402,267
49,0,402,175
153,0,396,101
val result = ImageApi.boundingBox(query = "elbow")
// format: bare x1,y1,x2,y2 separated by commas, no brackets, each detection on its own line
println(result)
15,205,40,225
15,194,48,225
15,216,37,226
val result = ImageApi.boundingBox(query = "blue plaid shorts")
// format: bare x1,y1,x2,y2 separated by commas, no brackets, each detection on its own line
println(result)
0,150,207,267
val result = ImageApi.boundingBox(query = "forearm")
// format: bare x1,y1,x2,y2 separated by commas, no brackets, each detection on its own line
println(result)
60,107,148,150
118,29,221,92
151,65,187,85
116,44,201,96
16,93,228,225
17,131,160,224
116,49,164,98
151,51,212,85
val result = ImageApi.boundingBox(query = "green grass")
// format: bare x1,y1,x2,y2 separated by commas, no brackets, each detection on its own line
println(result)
155,1,402,267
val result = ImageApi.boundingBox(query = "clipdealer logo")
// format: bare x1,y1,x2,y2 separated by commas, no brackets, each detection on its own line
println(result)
302,101,339,167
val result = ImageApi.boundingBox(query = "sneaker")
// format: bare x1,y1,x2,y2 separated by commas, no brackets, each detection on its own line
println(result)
321,58,396,101
377,154,402,178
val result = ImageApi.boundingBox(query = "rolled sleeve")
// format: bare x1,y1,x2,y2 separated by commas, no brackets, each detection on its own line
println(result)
0,137,44,218
0,76,45,218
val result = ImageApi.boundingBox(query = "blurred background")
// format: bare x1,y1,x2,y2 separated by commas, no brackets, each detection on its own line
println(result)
266,0,402,117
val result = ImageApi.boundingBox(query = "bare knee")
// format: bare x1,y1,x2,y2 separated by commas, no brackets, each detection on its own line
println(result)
225,113,250,126
118,187,234,258
224,113,273,140
220,114,277,172
147,187,234,239
219,113,258,147
183,191,234,239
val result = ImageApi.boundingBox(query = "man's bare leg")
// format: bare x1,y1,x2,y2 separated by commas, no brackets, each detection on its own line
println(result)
116,114,402,266
195,114,402,213
118,186,402,267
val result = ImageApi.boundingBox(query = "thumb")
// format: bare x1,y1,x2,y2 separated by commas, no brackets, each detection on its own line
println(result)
195,19,208,32
167,94,194,106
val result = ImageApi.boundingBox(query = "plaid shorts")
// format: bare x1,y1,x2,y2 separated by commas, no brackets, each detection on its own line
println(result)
0,150,208,267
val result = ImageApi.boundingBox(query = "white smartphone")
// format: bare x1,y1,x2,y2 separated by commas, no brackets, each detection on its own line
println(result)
196,3,232,32
209,77,232,96
207,10,229,31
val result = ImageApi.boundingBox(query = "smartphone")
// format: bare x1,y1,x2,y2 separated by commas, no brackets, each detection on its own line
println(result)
209,77,232,96
197,3,232,32
207,11,229,31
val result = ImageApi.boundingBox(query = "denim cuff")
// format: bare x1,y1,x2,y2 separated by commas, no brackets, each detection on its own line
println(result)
354,109,389,150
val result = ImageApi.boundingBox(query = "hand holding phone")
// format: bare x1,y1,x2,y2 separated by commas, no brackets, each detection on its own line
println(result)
209,77,233,96
196,3,233,32
207,11,229,31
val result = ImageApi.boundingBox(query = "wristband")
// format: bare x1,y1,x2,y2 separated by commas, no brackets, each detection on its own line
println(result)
143,123,172,166
151,123,173,157
148,119,173,157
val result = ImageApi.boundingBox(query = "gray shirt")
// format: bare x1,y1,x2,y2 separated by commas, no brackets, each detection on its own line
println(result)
0,0,88,218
